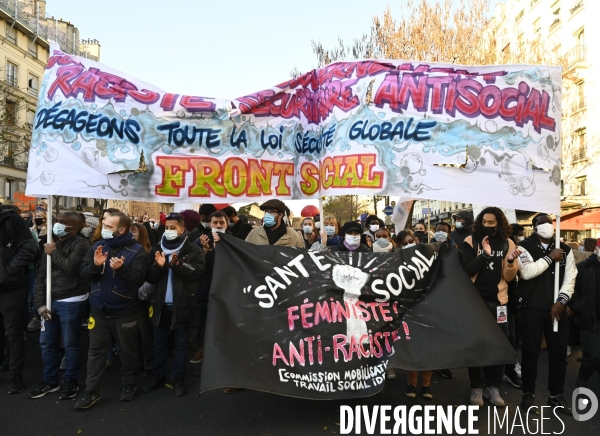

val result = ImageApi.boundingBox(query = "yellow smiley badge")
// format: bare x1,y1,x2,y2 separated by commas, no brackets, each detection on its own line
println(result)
149,306,154,318
88,317,95,330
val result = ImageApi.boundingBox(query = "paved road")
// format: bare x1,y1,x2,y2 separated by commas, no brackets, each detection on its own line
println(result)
1,330,599,436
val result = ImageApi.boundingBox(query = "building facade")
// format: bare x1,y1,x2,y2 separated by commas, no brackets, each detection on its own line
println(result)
0,0,100,213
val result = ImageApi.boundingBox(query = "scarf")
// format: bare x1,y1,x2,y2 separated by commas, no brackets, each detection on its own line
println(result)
160,230,188,304
104,231,135,248
373,241,393,252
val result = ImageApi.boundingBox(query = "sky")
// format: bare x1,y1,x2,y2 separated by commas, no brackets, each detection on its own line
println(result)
47,0,503,215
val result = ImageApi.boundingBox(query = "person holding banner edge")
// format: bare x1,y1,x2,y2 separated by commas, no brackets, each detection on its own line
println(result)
460,207,521,407
75,212,149,410
30,213,91,400
517,213,576,415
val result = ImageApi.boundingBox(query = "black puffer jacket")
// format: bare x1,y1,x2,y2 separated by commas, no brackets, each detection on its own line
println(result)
0,208,37,291
571,254,600,330
34,235,90,308
146,239,205,328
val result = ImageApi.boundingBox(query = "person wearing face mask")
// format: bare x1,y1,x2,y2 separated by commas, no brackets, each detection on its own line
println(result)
29,213,91,400
222,206,253,240
329,222,371,252
396,229,417,249
198,204,217,238
177,209,201,247
516,213,576,414
320,215,343,247
570,239,600,389
373,228,395,253
90,208,120,244
451,211,474,247
245,200,304,248
76,212,150,410
413,222,429,244
299,217,318,250
142,213,205,398
460,207,521,408
363,215,381,245
314,214,321,232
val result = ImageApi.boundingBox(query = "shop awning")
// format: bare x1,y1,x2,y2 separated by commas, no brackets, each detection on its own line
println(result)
555,208,600,231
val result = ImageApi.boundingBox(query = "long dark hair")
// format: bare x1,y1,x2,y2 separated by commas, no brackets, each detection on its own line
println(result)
473,207,510,240
131,223,152,253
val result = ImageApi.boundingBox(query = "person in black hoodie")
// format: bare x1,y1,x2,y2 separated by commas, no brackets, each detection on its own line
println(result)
222,206,253,240
517,213,577,414
330,222,371,252
451,210,474,247
75,212,149,410
570,239,600,388
0,204,37,393
30,213,91,400
143,213,205,397
413,221,429,244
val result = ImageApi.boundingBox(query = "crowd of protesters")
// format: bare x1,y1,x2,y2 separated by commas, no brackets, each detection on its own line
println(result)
0,199,598,415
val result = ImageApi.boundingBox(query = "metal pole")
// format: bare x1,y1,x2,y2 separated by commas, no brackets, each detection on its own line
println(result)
319,196,325,244
46,196,53,310
553,215,561,332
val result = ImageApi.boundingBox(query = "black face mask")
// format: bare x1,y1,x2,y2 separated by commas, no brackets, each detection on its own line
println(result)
414,230,426,235
34,218,44,226
480,226,496,237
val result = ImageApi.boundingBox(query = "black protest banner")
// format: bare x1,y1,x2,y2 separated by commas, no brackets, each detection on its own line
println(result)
200,235,515,399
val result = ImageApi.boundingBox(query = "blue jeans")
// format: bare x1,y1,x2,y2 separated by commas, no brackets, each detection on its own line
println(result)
153,305,190,379
40,300,85,384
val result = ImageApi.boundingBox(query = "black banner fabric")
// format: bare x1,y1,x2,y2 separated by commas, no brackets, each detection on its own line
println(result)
199,235,515,400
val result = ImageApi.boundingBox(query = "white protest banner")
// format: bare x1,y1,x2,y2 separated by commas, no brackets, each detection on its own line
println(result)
27,44,561,213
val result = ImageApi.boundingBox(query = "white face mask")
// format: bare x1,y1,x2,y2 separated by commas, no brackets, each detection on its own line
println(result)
315,222,321,230
325,225,336,236
455,221,463,229
517,236,525,242
303,225,313,234
101,229,115,239
536,223,554,239
403,243,416,249
345,235,361,247
212,228,225,233
202,222,211,229
163,229,179,240
375,238,390,248
369,224,379,232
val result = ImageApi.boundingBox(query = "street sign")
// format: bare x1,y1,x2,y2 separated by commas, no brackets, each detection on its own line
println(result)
383,205,393,216
422,208,430,215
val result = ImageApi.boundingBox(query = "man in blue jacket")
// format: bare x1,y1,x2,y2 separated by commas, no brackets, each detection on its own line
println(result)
75,212,149,410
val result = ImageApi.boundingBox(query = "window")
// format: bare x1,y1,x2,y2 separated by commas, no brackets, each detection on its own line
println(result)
5,24,16,45
6,101,16,125
576,28,585,47
28,73,38,96
515,9,524,22
27,37,37,58
577,176,587,196
553,44,561,63
576,128,586,155
576,81,585,110
61,196,71,208
533,18,541,34
6,62,18,87
4,179,16,201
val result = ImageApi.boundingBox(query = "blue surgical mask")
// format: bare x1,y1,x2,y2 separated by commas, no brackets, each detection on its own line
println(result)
101,229,115,239
52,223,71,238
434,231,448,242
375,238,390,248
263,213,276,227
303,225,313,234
163,230,178,240
325,226,335,236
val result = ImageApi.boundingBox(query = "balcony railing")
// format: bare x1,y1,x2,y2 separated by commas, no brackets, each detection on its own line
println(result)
549,18,561,32
5,75,18,88
571,99,585,113
570,0,584,15
572,148,587,162
563,45,586,69
1,156,27,170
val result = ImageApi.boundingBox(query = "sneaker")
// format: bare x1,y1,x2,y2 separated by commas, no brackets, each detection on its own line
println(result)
469,388,484,406
142,374,166,393
576,378,588,388
74,391,101,410
59,380,79,400
190,348,203,364
503,370,522,388
521,392,535,412
7,376,25,394
548,395,572,415
386,369,396,380
223,387,239,394
28,381,60,399
27,318,41,332
59,355,66,371
173,378,186,397
484,386,505,407
421,386,433,399
120,384,137,401
405,385,417,398
436,369,453,379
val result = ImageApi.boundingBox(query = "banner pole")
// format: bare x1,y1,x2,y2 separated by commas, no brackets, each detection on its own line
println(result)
46,196,53,310
319,196,325,245
553,215,561,332
427,200,431,243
